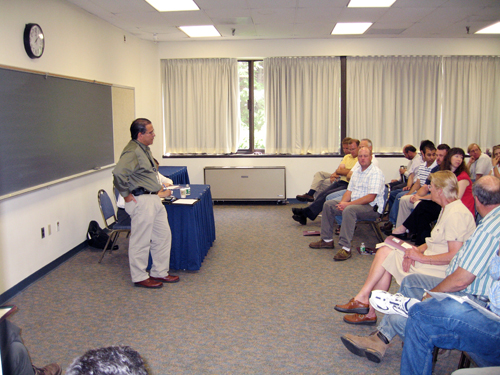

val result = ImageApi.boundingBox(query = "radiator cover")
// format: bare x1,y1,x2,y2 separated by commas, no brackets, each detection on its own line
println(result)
204,166,286,201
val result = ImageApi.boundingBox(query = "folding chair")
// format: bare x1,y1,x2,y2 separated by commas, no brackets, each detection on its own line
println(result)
97,189,131,263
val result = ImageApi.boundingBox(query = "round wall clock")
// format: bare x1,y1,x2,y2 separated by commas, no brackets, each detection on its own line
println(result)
23,23,45,59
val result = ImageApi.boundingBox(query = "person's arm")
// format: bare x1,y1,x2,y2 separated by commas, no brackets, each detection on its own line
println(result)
492,166,500,179
429,267,476,293
335,164,352,176
457,179,469,199
405,179,421,195
337,193,376,211
113,151,137,203
405,240,463,266
339,189,352,203
404,173,415,190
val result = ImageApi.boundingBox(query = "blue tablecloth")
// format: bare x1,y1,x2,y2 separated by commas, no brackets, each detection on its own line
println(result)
163,184,215,271
159,166,190,185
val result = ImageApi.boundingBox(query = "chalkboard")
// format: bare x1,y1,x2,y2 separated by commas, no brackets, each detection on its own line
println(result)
0,66,114,199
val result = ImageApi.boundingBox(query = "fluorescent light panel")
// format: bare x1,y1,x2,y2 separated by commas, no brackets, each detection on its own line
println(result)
476,21,500,34
179,25,221,37
348,0,396,7
332,22,372,35
145,0,199,12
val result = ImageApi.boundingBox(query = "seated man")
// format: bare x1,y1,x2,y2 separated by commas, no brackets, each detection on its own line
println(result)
467,143,491,182
308,146,385,261
381,140,437,233
0,309,61,375
296,137,352,202
292,139,360,225
387,144,422,212
398,249,500,375
339,175,500,363
66,346,148,375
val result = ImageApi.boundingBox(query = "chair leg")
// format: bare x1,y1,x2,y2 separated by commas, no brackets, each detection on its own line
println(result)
98,232,117,263
371,222,385,243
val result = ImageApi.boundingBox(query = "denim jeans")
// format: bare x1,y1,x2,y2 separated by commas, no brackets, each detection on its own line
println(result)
377,273,444,341
388,190,409,225
400,298,500,375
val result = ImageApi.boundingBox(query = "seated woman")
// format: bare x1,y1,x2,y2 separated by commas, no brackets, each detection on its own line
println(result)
392,147,474,245
334,170,476,325
491,144,500,179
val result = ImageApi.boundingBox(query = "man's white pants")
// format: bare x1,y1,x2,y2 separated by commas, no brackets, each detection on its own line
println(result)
125,194,171,282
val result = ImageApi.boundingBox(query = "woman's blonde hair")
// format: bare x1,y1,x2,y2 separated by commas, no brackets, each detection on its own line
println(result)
429,170,459,201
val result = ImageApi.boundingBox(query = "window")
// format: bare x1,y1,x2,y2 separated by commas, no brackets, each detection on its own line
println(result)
238,60,265,153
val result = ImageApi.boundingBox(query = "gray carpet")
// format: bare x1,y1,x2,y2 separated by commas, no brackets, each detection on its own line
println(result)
8,203,461,374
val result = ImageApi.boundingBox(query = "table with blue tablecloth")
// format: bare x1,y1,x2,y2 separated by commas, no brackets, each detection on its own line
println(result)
163,184,215,271
158,166,190,185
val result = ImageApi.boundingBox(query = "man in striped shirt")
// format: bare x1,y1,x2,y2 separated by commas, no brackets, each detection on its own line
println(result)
340,175,500,364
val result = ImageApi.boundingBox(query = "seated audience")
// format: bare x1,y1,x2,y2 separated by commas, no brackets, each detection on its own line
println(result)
392,147,474,244
339,175,500,363
491,144,500,179
308,146,385,261
381,140,437,233
382,248,500,375
295,137,352,202
467,143,491,181
0,312,61,375
387,144,422,212
66,346,148,375
334,170,475,325
292,139,360,225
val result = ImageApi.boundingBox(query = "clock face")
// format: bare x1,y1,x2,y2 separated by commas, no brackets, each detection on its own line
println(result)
24,23,45,58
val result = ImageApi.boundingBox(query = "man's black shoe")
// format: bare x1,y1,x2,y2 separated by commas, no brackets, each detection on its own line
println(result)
292,214,307,225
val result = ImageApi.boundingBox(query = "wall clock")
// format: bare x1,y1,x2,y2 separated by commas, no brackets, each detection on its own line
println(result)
23,23,45,59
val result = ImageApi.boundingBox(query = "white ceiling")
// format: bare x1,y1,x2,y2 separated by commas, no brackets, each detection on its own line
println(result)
66,0,500,42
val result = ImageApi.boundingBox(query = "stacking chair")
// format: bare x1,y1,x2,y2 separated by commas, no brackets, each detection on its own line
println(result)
97,189,131,263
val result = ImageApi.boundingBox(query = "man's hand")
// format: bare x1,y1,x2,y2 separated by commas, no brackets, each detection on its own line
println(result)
410,194,421,203
402,185,410,191
158,189,172,198
330,173,339,183
336,201,350,211
124,194,137,203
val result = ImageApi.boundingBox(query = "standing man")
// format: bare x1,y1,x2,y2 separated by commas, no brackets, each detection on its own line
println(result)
467,143,491,181
113,118,179,289
309,146,385,261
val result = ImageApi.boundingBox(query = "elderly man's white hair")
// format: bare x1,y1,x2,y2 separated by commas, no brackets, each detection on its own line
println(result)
66,346,148,375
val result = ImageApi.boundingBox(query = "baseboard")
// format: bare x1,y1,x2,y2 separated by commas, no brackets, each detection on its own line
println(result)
0,241,87,305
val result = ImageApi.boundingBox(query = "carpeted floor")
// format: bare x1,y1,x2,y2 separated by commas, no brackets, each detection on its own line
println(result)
8,203,461,374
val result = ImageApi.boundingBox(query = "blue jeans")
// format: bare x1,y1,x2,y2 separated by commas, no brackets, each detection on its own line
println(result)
388,188,403,212
401,298,500,375
326,189,346,225
377,274,444,341
388,190,408,225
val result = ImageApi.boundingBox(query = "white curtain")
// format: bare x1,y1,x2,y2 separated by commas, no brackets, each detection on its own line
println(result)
346,56,442,152
441,56,500,151
162,58,240,154
264,56,341,154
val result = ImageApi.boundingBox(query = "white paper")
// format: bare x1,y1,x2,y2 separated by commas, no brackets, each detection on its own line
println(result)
426,290,500,322
172,199,198,205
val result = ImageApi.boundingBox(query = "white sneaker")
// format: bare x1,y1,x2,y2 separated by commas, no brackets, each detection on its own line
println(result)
369,290,420,318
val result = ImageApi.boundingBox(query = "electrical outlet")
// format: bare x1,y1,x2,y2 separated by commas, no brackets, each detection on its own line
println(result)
48,224,51,235
41,227,45,238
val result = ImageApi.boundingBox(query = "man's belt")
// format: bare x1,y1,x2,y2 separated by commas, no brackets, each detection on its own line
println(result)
131,187,158,196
